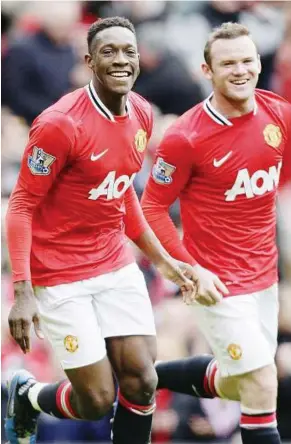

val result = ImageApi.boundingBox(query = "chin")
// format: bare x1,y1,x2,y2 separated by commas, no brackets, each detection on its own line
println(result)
108,85,132,96
227,90,254,103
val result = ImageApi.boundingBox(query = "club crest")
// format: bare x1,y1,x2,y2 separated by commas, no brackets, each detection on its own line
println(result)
28,146,56,175
64,335,79,353
135,129,147,153
263,124,282,149
227,343,242,360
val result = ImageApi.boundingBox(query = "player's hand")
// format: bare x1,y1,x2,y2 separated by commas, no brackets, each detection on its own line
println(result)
191,264,229,306
8,281,44,354
175,261,200,305
156,257,198,300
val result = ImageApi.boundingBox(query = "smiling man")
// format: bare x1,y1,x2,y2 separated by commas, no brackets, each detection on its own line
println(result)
142,22,291,444
4,17,197,444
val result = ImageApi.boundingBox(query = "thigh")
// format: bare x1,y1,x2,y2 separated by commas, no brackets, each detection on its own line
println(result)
93,263,156,339
34,281,107,370
106,335,157,380
191,293,274,377
258,283,279,357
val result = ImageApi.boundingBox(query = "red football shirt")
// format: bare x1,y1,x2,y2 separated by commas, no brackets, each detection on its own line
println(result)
142,89,291,296
7,82,152,286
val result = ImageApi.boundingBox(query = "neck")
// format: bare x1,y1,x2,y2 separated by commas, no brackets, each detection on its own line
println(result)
92,78,127,116
211,90,255,119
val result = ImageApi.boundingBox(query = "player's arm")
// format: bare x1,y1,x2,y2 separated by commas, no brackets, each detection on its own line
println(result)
124,185,198,302
141,129,196,263
141,130,228,305
6,114,75,353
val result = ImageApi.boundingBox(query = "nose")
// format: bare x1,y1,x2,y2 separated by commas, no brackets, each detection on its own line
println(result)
114,50,128,65
233,62,248,76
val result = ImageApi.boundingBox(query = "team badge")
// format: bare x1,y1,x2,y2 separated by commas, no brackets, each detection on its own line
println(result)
64,335,79,353
28,146,56,175
263,124,282,149
152,157,176,185
227,343,242,360
135,129,147,153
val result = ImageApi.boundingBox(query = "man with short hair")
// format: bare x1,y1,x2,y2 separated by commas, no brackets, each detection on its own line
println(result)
142,22,291,444
5,17,197,444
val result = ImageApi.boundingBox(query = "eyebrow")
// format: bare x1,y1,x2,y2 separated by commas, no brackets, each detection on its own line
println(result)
220,56,255,63
98,42,137,50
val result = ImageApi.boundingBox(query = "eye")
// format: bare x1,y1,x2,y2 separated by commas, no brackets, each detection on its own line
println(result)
126,49,137,56
102,48,113,56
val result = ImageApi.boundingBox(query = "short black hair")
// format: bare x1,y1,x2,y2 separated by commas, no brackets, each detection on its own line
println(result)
87,16,136,54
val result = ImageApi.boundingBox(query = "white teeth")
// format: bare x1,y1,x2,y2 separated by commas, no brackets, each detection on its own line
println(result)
110,72,129,77
232,80,247,85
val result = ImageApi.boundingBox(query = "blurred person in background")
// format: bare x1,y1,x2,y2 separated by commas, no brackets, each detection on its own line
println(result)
1,1,80,125
142,22,291,444
161,0,284,95
4,16,196,444
133,24,204,116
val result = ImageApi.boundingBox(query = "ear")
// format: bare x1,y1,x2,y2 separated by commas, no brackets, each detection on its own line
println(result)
136,53,140,76
85,53,94,71
201,63,213,81
257,54,262,74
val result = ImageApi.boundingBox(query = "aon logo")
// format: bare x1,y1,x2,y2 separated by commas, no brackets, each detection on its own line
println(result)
89,171,136,200
225,161,282,202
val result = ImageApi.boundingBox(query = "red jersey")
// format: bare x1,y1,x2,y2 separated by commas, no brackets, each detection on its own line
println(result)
142,89,291,296
7,82,153,286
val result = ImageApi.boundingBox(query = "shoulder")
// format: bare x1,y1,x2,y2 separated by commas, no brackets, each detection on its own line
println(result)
255,89,291,116
164,101,205,143
128,91,153,130
34,88,86,137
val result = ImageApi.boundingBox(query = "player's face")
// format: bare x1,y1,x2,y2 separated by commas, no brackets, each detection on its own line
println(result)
202,36,261,103
86,27,140,95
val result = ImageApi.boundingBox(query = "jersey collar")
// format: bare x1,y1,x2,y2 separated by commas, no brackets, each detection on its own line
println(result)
203,92,258,126
85,80,131,122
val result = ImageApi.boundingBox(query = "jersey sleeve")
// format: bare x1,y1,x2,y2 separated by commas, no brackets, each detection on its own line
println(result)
124,185,148,241
141,129,197,265
6,112,75,282
18,111,75,196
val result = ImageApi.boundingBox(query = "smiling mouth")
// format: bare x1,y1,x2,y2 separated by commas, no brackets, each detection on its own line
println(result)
230,79,249,86
108,71,132,78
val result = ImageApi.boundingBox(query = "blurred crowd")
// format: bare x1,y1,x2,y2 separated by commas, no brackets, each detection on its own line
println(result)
1,1,291,443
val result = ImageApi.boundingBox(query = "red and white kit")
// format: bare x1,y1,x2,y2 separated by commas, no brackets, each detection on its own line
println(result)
142,89,291,375
7,82,156,368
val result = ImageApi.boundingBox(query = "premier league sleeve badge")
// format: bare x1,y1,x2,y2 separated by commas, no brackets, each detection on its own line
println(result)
28,146,56,175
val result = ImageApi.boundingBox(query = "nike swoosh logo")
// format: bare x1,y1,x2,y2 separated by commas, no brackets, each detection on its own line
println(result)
91,149,108,161
213,151,232,167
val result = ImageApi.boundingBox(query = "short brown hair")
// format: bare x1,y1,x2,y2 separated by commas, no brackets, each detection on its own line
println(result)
204,22,253,66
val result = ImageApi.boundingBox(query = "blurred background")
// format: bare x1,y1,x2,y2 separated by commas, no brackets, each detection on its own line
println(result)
1,1,291,443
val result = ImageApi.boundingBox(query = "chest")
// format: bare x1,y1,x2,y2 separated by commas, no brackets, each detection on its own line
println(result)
71,116,148,184
192,117,285,192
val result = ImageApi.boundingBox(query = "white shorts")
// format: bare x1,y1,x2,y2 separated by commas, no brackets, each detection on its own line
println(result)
34,263,156,370
191,283,279,377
